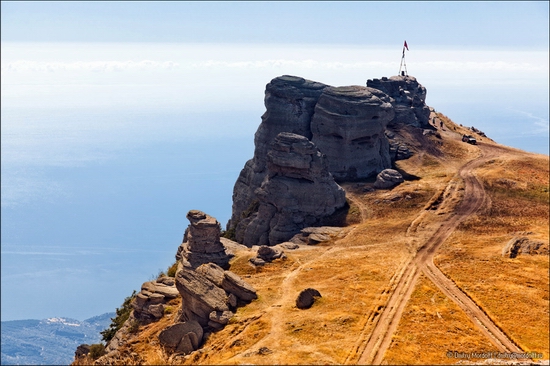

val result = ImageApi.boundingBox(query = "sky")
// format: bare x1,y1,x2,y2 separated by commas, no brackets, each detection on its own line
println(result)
1,1,549,322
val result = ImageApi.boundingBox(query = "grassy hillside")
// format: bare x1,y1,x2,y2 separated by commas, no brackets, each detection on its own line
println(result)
81,113,549,365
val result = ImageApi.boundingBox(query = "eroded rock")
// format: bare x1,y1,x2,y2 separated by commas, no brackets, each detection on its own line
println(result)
176,210,232,269
249,245,286,266
367,75,430,128
228,76,329,242
502,237,549,258
310,85,394,181
241,133,346,246
374,169,404,189
158,320,203,355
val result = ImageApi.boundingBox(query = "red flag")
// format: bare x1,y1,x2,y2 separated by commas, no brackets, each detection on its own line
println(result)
404,40,409,51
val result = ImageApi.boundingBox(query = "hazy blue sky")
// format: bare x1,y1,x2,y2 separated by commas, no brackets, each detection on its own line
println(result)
2,1,547,46
1,1,548,322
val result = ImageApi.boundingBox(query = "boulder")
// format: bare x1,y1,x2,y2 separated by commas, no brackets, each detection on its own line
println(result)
142,280,179,298
158,320,203,355
310,85,394,181
249,245,286,266
296,288,322,309
175,264,230,326
241,133,346,246
389,142,412,161
221,271,258,302
374,169,404,189
209,310,234,326
175,261,257,328
289,226,344,245
502,237,549,258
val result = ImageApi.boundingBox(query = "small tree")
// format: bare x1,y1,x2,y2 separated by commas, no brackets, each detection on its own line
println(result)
100,290,136,343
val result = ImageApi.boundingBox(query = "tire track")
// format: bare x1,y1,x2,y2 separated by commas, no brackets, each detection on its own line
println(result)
355,143,525,364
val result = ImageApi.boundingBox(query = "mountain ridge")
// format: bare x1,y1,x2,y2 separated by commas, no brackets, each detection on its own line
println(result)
72,75,549,365
1,313,114,365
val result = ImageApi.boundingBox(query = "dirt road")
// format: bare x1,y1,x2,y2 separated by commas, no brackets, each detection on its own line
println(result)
355,143,525,365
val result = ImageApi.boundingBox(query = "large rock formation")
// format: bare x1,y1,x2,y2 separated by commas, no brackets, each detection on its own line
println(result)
176,210,232,269
366,75,430,128
310,85,394,180
240,132,346,246
228,76,329,240
228,75,433,244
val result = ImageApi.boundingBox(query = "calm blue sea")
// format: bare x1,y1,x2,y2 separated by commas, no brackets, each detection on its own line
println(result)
1,106,258,321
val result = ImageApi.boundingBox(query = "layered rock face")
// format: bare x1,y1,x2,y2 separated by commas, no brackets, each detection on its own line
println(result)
132,277,179,323
229,75,431,245
228,76,329,237
175,261,257,329
176,210,232,269
241,132,346,246
367,75,430,128
310,86,394,180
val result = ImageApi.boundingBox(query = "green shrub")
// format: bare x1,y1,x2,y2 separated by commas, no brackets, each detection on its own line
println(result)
128,318,140,333
166,261,178,277
89,343,105,360
100,290,136,343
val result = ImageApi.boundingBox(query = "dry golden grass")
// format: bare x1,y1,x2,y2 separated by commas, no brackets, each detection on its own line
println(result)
435,152,550,359
383,274,495,365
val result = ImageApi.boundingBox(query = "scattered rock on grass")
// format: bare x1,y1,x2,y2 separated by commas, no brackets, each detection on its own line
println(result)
296,288,322,309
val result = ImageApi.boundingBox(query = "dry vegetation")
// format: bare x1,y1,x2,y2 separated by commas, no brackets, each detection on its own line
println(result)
435,151,550,360
384,274,495,365
89,112,549,365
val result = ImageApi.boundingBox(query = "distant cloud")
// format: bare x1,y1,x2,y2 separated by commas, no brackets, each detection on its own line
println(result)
417,61,546,73
191,60,390,70
1,60,180,73
509,109,550,135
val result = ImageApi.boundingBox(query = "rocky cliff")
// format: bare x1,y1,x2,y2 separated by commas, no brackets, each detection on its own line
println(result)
240,132,346,246
228,74,430,245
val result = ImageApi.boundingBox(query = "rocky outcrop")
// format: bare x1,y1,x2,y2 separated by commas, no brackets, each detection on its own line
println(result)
175,260,257,329
310,85,394,181
502,237,549,258
289,226,344,245
131,276,179,323
228,76,329,240
296,288,322,309
240,133,346,246
374,169,404,189
176,210,232,269
367,75,430,128
227,75,434,244
158,320,203,355
249,245,286,266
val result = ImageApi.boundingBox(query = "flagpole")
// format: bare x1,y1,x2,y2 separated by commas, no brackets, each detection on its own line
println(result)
399,41,408,76
397,46,405,75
